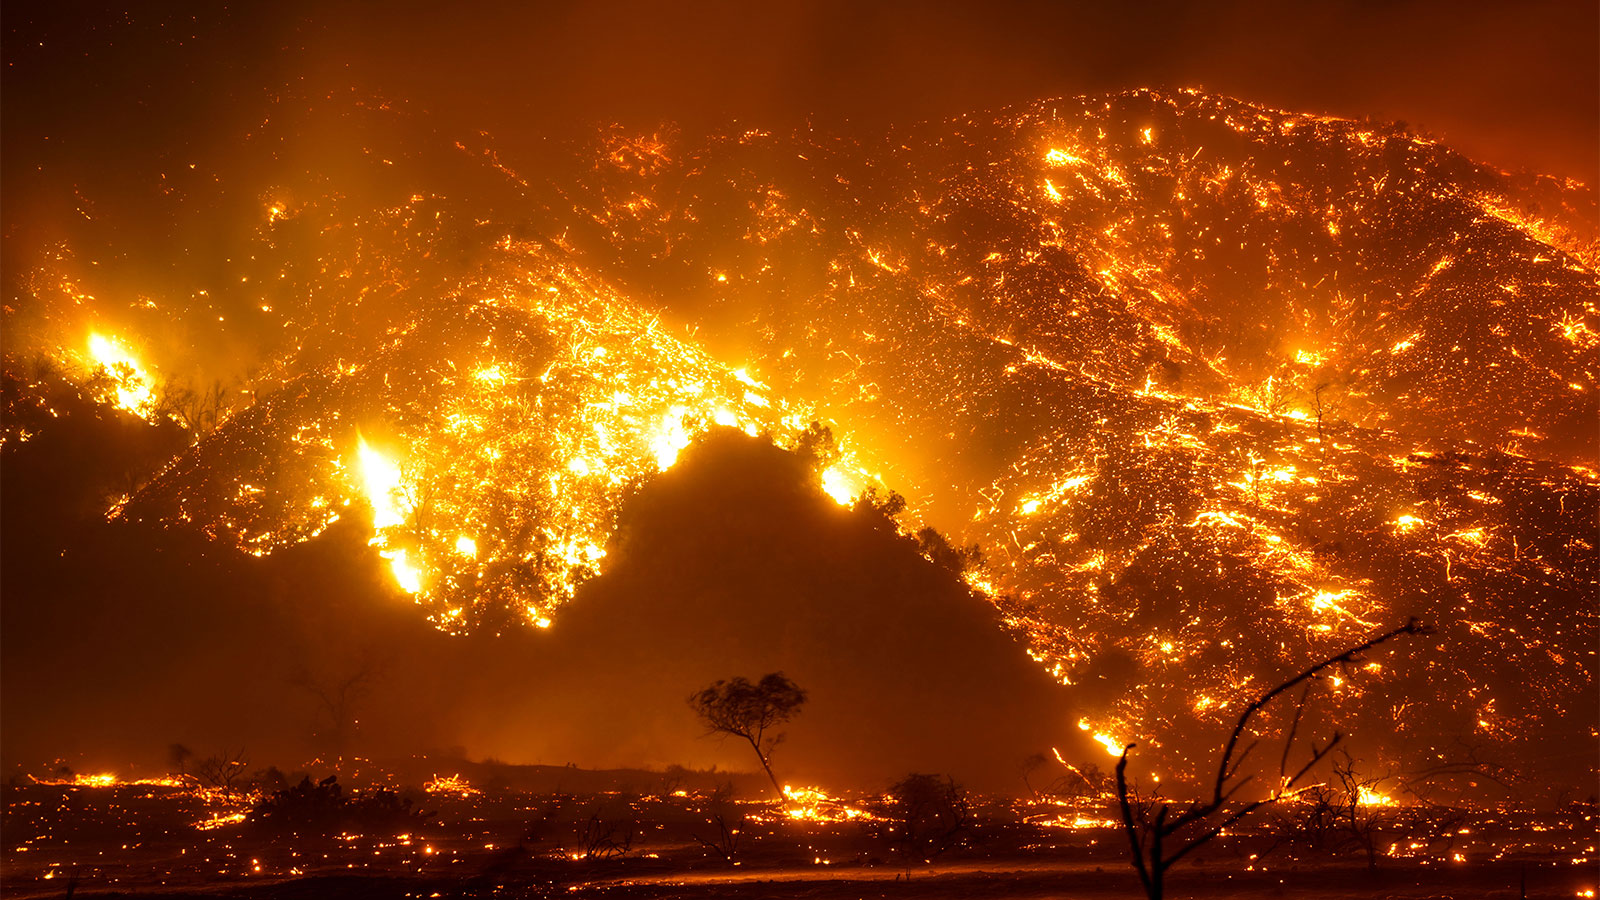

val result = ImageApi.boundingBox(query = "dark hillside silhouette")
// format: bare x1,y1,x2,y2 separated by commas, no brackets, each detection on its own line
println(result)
470,429,1088,789
3,422,1090,790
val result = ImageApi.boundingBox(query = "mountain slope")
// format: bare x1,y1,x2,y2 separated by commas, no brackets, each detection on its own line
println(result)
5,87,1594,793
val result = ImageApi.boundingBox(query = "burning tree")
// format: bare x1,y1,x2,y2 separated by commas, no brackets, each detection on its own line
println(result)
1113,618,1424,900
688,672,807,797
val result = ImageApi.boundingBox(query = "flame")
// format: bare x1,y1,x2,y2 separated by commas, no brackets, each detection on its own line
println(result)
1357,785,1396,807
1078,719,1124,757
383,548,423,594
87,333,156,416
356,439,424,593
423,773,481,798
1394,513,1425,533
780,784,875,822
357,439,406,531
820,466,856,506
32,773,189,788
194,811,248,830
650,409,694,470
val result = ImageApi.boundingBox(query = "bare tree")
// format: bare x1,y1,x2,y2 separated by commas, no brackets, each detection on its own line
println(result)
579,813,635,860
292,659,378,767
193,748,251,794
1271,746,1497,867
879,773,970,873
1114,618,1424,900
688,672,807,798
576,799,637,860
167,743,194,780
1328,751,1388,869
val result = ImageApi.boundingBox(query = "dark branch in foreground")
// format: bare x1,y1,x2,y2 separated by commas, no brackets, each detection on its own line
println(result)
1115,617,1426,900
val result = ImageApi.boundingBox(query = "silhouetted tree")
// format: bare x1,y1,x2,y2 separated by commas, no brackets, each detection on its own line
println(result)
915,526,983,574
163,376,234,438
193,748,251,793
1269,747,1491,867
853,486,906,520
292,658,378,766
688,672,807,797
1328,751,1387,870
1114,618,1424,900
575,795,638,860
793,421,837,467
167,743,194,779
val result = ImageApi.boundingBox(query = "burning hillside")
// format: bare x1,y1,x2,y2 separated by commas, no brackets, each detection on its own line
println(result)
4,87,1595,796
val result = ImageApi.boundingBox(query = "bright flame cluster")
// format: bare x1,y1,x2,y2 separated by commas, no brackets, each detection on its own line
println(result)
86,333,157,417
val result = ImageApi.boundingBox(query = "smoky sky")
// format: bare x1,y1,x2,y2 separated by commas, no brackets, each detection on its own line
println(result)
4,0,1596,180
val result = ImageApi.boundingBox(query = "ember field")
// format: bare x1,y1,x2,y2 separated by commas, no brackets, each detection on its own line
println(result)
2,778,1594,899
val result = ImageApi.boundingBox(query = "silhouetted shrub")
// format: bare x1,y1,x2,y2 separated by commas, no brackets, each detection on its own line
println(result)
246,775,435,833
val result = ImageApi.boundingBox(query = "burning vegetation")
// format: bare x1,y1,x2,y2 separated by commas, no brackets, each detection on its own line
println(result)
1,57,1595,900
11,87,1590,786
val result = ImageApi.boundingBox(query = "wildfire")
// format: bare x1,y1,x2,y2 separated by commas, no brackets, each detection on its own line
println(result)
1029,812,1119,829
820,465,857,506
1078,720,1125,758
423,774,481,798
31,773,189,788
194,811,248,830
34,85,1590,785
356,439,423,594
780,785,876,822
356,439,406,530
1356,786,1397,807
86,333,156,417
